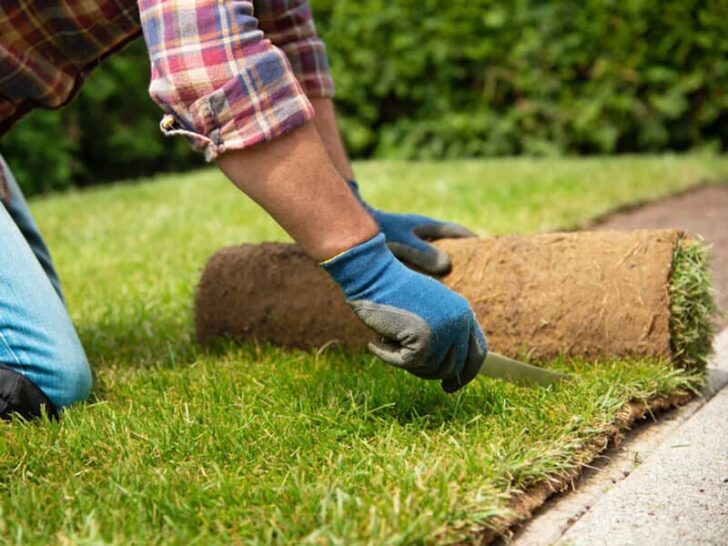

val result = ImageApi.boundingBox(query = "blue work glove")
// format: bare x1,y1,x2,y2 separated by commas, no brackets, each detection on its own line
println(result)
321,233,487,393
348,181,476,275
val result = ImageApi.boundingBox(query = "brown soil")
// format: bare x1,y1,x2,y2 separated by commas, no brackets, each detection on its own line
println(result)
592,184,728,315
195,242,374,348
438,230,680,361
469,185,727,544
196,230,683,363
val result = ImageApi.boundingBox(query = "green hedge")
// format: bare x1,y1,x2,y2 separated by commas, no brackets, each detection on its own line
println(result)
314,0,728,158
2,0,727,195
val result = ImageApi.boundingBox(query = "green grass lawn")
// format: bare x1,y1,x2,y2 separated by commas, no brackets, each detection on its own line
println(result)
2,155,727,545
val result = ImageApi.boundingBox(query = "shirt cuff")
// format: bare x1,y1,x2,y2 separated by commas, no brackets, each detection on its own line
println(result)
155,47,315,162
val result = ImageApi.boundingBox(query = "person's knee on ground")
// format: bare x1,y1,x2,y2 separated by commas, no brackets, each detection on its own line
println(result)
36,339,93,410
0,340,92,421
0,364,58,420
1,155,92,421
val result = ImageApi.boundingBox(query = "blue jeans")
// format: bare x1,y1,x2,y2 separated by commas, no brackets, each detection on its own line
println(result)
0,155,91,414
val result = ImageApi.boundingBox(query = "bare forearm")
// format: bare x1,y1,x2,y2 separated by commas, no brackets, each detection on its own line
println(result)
215,122,377,261
310,97,355,181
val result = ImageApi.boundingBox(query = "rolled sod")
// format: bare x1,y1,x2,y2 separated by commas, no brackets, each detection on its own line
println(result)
195,229,715,368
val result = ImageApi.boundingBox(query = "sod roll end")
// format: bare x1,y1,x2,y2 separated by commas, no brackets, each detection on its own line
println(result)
196,229,716,368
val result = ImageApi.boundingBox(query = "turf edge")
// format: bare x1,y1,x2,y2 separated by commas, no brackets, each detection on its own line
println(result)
458,391,693,545
669,235,719,369
454,234,719,544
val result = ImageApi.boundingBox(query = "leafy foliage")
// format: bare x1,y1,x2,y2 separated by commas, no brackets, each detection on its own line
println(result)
313,0,728,158
1,1,727,195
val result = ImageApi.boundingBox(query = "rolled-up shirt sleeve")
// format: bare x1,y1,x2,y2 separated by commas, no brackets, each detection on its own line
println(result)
138,0,314,160
254,0,334,99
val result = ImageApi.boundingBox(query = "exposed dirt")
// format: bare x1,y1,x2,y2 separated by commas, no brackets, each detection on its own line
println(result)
592,184,728,316
437,230,680,361
195,242,374,348
469,184,728,544
197,230,683,363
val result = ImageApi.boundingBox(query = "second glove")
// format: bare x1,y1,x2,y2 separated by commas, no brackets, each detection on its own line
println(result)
348,181,476,275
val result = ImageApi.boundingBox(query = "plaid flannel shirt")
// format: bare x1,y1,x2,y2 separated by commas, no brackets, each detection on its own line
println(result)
0,0,334,200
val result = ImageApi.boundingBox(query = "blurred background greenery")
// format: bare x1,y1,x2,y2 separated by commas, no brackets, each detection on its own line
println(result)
2,0,727,196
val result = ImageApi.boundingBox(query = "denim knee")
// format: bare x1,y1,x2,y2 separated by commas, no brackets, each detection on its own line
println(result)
1,154,92,411
43,343,93,409
54,358,92,409
0,326,92,412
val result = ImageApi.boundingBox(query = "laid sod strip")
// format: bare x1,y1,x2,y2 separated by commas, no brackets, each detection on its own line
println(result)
197,229,714,368
2,157,726,545
0,350,701,545
194,230,717,542
669,236,718,369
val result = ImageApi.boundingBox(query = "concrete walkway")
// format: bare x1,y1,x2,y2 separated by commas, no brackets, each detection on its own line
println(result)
510,329,728,546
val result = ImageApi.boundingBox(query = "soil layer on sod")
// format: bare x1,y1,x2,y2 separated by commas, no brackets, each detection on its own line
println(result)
487,185,728,542
196,229,709,367
593,184,728,316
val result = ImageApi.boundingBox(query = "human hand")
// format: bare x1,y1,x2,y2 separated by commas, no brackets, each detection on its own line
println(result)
321,233,487,393
348,181,476,275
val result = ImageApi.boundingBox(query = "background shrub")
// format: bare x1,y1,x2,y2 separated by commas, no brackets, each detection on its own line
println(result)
315,0,728,158
2,0,727,195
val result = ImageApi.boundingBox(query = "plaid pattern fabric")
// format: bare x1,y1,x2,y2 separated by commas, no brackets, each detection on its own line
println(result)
0,168,7,204
0,1,142,138
140,0,320,160
255,0,334,98
0,0,334,175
